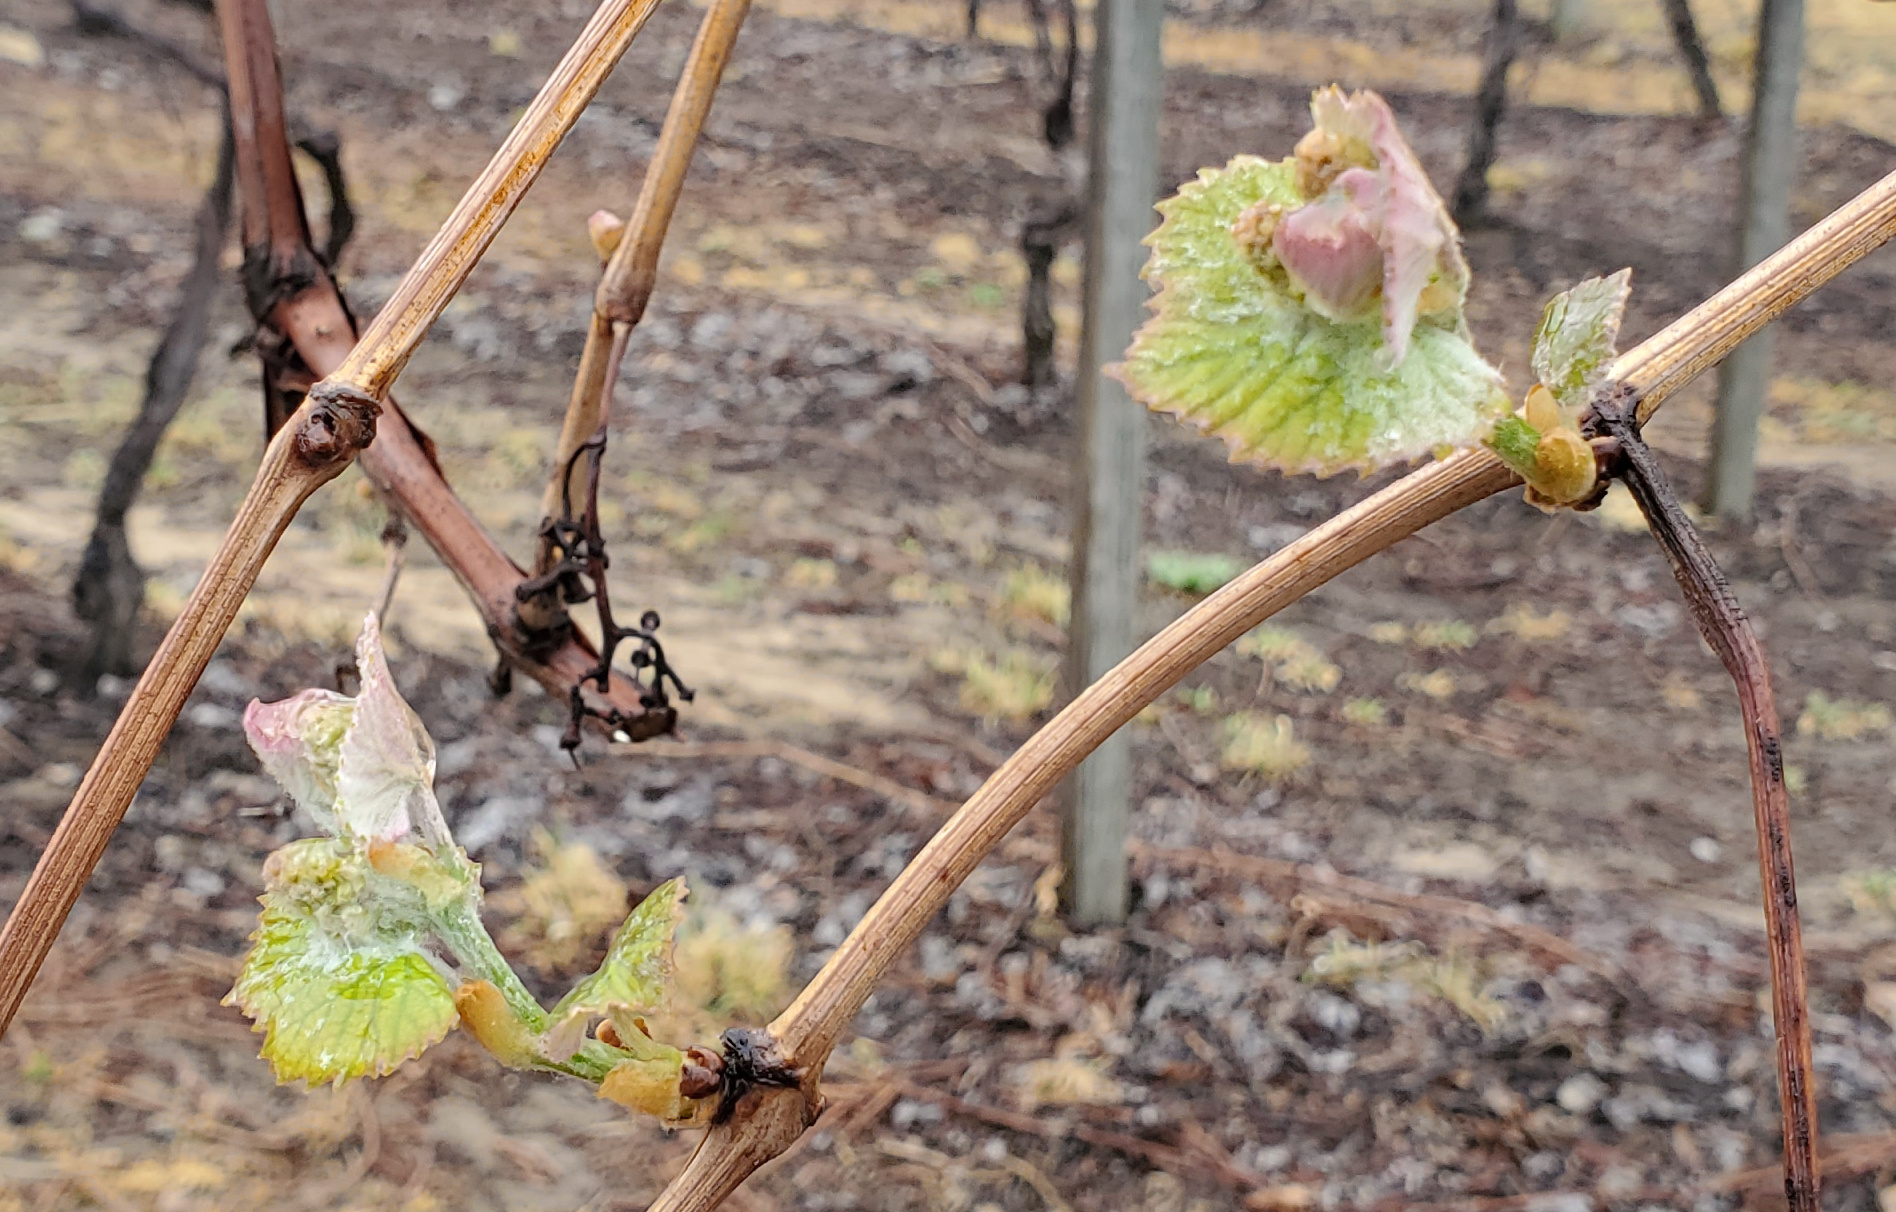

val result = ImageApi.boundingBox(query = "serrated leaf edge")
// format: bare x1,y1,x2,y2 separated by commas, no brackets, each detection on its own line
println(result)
1112,154,1506,479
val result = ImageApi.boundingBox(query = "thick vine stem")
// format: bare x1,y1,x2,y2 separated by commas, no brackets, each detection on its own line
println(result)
1593,399,1818,1212
0,0,679,1042
218,0,325,437
645,167,1896,1212
217,0,677,732
0,389,377,1036
533,0,753,585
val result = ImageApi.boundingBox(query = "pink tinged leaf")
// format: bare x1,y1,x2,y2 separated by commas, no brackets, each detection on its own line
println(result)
243,689,351,832
1355,92,1467,369
1271,170,1384,323
335,614,449,848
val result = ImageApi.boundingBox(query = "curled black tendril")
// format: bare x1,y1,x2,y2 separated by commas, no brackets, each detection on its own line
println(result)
515,427,693,754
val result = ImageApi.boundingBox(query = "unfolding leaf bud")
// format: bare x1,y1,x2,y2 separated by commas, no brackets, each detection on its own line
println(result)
1272,176,1384,323
1276,86,1470,368
1528,426,1598,508
588,209,626,262
1522,383,1562,435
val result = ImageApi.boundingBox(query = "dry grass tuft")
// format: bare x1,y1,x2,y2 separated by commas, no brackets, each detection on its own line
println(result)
1220,713,1310,782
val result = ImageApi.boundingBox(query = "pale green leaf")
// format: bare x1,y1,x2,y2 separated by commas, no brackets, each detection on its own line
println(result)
545,878,687,1057
1114,155,1507,477
1530,269,1631,414
227,839,460,1085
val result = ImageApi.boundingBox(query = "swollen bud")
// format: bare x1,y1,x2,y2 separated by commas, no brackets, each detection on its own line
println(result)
680,1045,725,1098
588,210,626,262
1526,427,1599,509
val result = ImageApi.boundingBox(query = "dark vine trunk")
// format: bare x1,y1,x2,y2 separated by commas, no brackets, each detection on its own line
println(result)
1659,0,1722,119
1452,0,1520,226
1016,0,1080,398
71,116,236,685
1020,200,1079,393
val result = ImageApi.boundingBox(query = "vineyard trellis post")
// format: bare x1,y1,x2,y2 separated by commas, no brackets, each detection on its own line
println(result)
1059,0,1163,926
1705,0,1806,517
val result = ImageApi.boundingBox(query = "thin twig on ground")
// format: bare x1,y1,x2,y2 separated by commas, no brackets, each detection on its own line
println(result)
639,739,949,817
891,1080,1266,1193
637,740,1623,983
1378,1130,1896,1210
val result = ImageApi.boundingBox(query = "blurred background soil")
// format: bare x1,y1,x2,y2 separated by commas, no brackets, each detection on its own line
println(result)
2,0,1896,1208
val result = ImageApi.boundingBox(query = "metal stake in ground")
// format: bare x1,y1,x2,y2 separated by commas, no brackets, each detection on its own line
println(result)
1704,0,1806,517
1060,0,1163,926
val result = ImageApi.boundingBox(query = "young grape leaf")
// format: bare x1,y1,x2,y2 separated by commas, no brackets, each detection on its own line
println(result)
544,878,688,1059
226,839,462,1085
1487,414,1542,481
1530,269,1631,415
242,614,452,850
600,1054,712,1125
336,614,452,848
1113,89,1508,478
243,688,352,834
594,1014,713,1125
